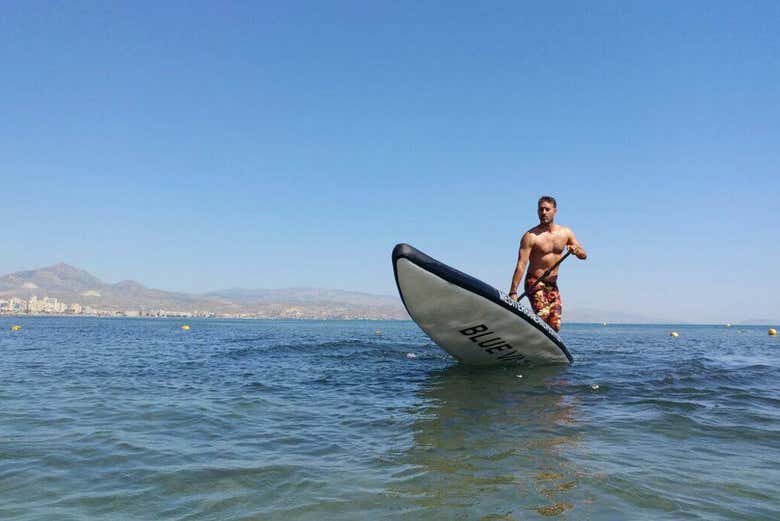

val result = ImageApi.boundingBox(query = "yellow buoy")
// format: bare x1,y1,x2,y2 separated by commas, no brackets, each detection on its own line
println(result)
670,331,679,337
181,325,191,330
11,325,22,331
770,328,777,336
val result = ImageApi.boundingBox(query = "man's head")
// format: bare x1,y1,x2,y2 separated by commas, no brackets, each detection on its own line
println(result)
537,196,557,225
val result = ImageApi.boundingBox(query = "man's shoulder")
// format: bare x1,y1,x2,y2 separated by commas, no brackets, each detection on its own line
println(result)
522,228,537,241
520,228,538,246
525,225,543,235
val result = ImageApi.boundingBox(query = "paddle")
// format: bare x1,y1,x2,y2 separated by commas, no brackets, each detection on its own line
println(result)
516,249,573,302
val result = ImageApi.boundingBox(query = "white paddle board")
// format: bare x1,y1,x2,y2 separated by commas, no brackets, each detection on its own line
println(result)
393,243,572,366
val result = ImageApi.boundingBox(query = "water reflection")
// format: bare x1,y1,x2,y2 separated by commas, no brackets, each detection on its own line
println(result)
390,365,590,518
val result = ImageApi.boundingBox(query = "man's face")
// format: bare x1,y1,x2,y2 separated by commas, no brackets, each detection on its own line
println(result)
538,201,556,224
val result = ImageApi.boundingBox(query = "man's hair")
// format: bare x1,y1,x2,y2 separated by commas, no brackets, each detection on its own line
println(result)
538,195,557,208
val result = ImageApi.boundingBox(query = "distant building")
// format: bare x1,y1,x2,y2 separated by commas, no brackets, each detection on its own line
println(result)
28,296,44,313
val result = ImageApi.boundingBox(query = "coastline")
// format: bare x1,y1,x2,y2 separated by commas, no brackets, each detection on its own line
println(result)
1,314,775,327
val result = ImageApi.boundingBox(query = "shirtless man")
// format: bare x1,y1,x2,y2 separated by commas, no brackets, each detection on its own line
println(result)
508,196,587,332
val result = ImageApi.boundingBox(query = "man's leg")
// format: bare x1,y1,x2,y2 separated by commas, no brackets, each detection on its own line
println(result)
526,279,562,332
527,280,552,327
546,286,562,332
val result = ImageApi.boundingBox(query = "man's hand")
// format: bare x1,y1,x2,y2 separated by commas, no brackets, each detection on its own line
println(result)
565,228,587,260
509,291,519,302
568,245,586,260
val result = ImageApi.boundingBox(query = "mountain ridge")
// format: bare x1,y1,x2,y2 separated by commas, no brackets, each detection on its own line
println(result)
0,263,407,319
2,263,768,324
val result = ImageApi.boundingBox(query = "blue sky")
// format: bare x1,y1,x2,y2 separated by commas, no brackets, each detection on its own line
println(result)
2,1,778,322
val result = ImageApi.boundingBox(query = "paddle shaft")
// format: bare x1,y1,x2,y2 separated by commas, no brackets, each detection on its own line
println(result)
516,250,573,302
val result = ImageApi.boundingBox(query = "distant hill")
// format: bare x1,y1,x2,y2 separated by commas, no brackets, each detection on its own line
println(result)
206,287,402,306
564,307,663,324
0,264,408,319
4,263,754,324
0,263,103,294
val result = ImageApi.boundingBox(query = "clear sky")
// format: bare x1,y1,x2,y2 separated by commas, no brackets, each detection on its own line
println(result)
2,1,778,323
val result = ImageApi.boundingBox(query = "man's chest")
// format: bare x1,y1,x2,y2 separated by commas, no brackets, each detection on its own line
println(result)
532,233,567,254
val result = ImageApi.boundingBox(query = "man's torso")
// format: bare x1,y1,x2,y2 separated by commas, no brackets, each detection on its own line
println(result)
526,224,569,282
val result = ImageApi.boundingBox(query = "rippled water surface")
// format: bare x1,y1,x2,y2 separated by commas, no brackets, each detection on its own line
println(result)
1,317,778,520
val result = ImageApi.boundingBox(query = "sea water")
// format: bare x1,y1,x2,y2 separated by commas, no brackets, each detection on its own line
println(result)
1,317,778,520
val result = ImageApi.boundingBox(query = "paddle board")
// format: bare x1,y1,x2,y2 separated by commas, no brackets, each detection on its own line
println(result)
393,243,573,366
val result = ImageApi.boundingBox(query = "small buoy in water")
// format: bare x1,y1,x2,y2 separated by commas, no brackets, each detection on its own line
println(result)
181,325,190,330
591,384,600,391
602,322,608,326
374,330,382,336
725,323,731,327
516,374,523,378
406,352,417,359
770,329,777,336
11,325,22,331
670,331,679,337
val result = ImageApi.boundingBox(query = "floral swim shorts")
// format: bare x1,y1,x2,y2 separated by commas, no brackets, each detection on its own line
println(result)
525,277,563,332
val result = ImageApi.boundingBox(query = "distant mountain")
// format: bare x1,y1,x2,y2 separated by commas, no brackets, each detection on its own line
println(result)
206,287,402,306
564,307,665,324
0,264,408,319
5,263,752,324
0,263,103,294
0,263,226,312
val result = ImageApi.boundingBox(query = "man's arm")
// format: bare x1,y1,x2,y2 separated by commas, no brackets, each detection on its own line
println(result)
566,229,587,260
509,233,533,301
